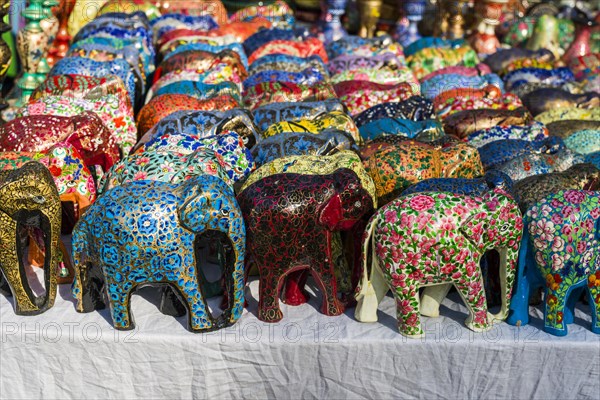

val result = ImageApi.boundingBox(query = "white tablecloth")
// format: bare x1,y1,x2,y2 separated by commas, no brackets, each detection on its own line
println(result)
1,270,599,399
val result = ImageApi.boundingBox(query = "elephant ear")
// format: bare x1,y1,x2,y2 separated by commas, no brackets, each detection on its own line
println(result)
459,213,486,250
319,193,342,231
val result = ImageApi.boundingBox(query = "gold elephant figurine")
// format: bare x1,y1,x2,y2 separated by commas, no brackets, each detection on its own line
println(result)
0,162,62,315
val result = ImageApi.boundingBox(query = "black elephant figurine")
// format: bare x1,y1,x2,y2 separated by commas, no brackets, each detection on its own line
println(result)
0,162,62,315
237,168,374,322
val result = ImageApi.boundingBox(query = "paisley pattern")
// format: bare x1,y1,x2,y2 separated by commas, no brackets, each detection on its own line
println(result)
71,177,246,332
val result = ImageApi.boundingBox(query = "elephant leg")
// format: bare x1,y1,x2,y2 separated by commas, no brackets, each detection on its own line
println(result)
310,264,344,317
283,270,310,306
420,284,452,317
565,286,585,325
543,286,569,336
354,255,389,323
257,265,285,323
56,239,74,284
173,283,213,331
586,280,600,334
393,282,424,338
454,276,492,332
0,274,9,296
108,282,135,330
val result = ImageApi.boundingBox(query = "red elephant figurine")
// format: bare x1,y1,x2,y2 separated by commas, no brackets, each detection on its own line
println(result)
237,168,374,322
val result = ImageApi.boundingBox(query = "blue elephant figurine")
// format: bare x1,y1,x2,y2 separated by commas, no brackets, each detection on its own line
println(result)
153,81,243,105
403,37,465,56
466,122,548,148
250,129,358,166
420,73,504,101
243,27,309,56
504,67,575,91
507,190,600,336
358,119,444,142
478,137,565,170
71,175,246,332
494,149,585,182
564,129,600,155
352,97,436,127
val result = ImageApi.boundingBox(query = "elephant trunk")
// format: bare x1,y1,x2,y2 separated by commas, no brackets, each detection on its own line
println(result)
71,219,105,313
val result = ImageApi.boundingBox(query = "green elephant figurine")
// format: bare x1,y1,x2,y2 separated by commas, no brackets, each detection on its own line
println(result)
355,189,523,337
71,175,246,332
0,162,62,315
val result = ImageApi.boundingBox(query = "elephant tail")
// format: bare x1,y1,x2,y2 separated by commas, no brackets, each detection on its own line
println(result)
354,213,380,322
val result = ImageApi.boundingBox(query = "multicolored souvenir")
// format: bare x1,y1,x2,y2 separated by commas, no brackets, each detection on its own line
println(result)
261,111,360,144
153,81,242,105
154,49,248,83
248,37,328,65
466,122,548,148
546,120,600,139
136,94,239,136
513,163,600,213
0,162,61,315
355,189,522,337
250,130,358,166
327,53,416,85
563,130,600,155
237,168,374,322
162,42,248,69
483,47,554,74
243,27,308,57
242,68,325,91
361,140,484,204
494,150,586,182
407,46,479,80
20,95,137,155
230,0,294,28
477,137,565,170
326,35,403,59
71,176,246,332
442,108,533,139
436,93,523,119
248,54,329,77
507,190,600,336
536,107,600,125
504,67,575,91
333,81,417,116
0,113,120,173
251,99,344,132
420,73,504,101
420,64,492,82
243,81,336,110
134,109,260,151
358,119,443,142
353,97,435,128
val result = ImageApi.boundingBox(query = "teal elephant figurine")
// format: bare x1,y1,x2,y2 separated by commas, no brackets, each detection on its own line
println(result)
71,175,246,332
507,190,600,336
355,189,523,337
0,162,62,315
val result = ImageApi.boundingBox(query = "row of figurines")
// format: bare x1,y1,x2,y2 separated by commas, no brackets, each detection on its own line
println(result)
1,156,598,338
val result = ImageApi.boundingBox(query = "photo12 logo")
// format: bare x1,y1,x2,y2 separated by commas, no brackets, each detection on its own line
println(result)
1,321,139,344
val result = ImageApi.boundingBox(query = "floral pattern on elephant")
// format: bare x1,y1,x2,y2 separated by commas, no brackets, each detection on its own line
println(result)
261,111,361,144
507,190,600,335
355,189,523,337
251,99,344,132
243,81,336,110
71,176,246,332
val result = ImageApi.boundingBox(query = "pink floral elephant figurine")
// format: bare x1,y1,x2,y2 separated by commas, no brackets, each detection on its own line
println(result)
355,189,523,337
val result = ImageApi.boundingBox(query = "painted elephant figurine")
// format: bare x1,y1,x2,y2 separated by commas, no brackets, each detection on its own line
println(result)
152,81,242,107
248,37,328,65
134,109,261,151
237,168,374,322
251,99,344,132
507,190,600,336
242,67,325,91
564,130,600,155
442,108,534,139
358,119,444,142
243,81,337,110
250,129,358,166
483,48,554,73
352,97,436,128
513,163,600,213
586,153,600,169
71,175,246,332
504,67,575,91
133,132,255,184
333,81,417,116
520,89,598,117
477,137,565,170
0,112,120,175
154,49,248,83
136,94,240,136
466,122,548,149
547,120,600,139
494,149,586,182
401,170,515,199
0,162,62,315
247,55,328,78
355,189,523,337
261,111,361,144
162,42,247,69
361,140,484,204
420,73,504,101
